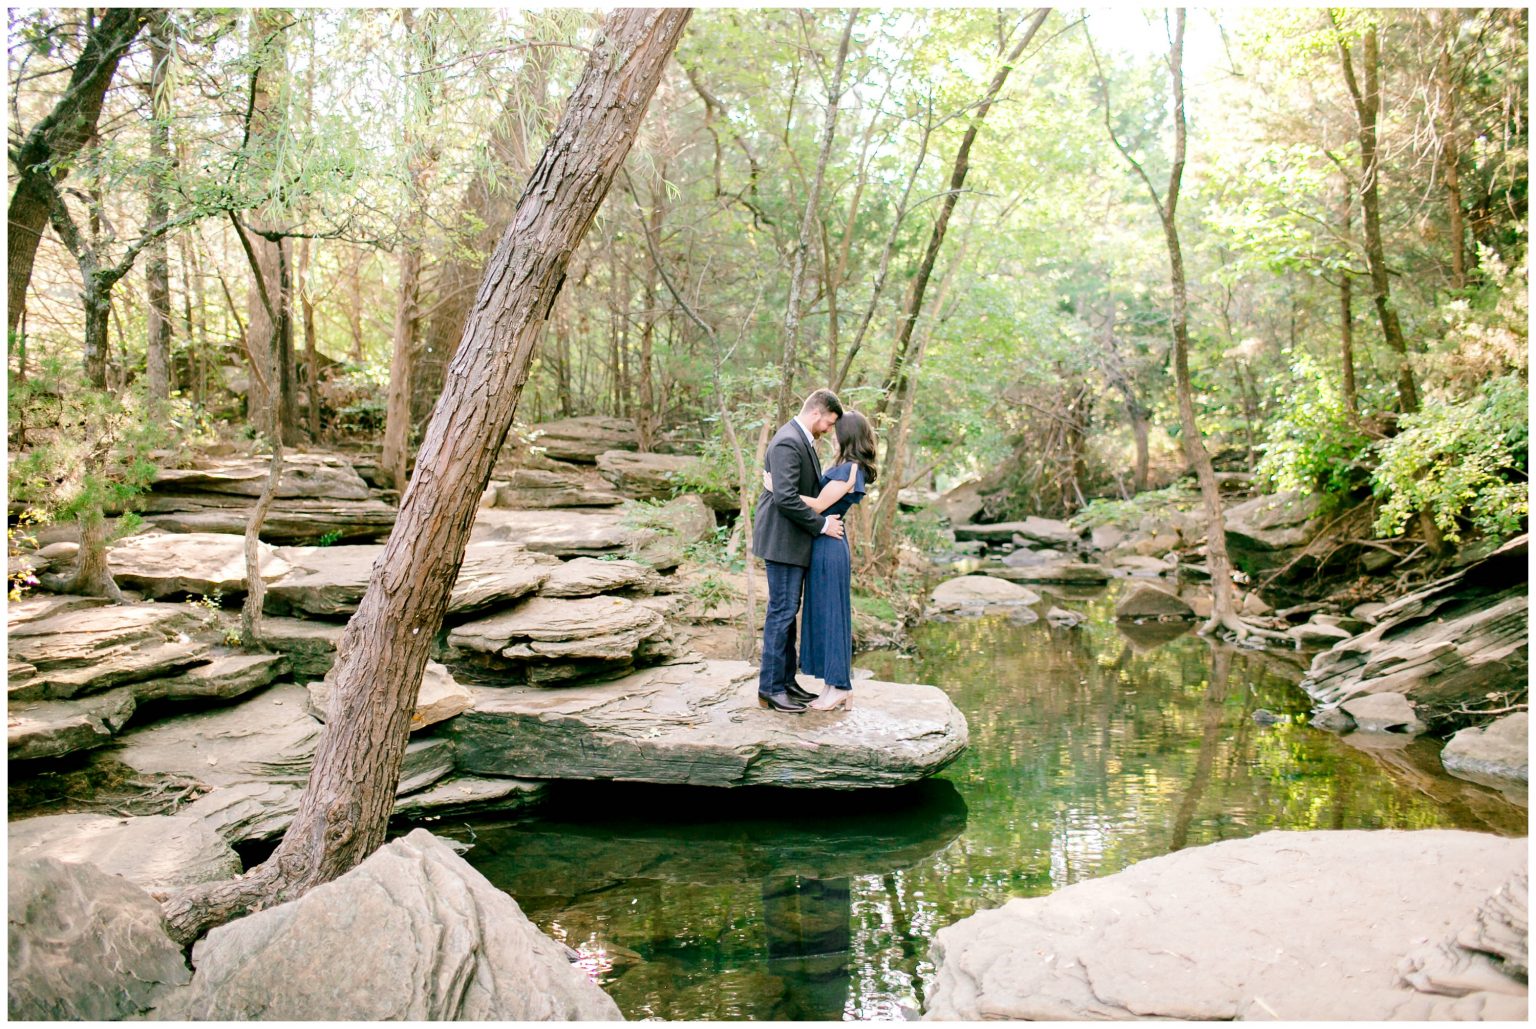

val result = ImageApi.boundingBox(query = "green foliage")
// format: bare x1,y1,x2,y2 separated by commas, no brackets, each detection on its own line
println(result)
317,529,344,547
1371,376,1529,544
1071,483,1202,531
8,357,168,529
685,570,737,614
1254,353,1372,504
851,590,896,622
7,512,43,601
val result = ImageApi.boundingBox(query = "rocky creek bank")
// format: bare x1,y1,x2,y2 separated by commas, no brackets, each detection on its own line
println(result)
925,474,1528,800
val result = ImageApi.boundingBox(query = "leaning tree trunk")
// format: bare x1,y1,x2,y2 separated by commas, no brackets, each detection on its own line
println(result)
161,6,693,947
7,8,148,338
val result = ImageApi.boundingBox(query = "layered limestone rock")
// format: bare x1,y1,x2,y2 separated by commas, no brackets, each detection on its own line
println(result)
8,688,137,762
925,829,1528,1020
489,466,624,508
1441,713,1528,792
306,659,472,731
596,450,733,510
139,453,396,544
105,531,290,599
8,814,241,894
1222,489,1323,578
445,595,675,685
8,857,192,1019
983,561,1110,585
9,603,207,701
952,516,1079,547
527,414,639,463
1302,536,1527,724
447,658,968,789
148,830,621,1020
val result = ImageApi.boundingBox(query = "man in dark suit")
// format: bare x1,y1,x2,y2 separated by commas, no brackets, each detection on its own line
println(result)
753,388,845,712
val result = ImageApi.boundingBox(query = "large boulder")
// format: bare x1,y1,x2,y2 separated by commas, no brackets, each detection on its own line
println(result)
928,575,1040,614
141,496,399,544
1115,583,1196,621
447,658,968,789
596,450,732,510
924,829,1528,1020
1223,489,1323,577
8,857,191,1020
446,595,672,686
491,466,624,509
8,603,207,701
472,506,633,556
528,414,639,463
106,531,290,599
1302,536,1527,725
1441,713,1528,790
149,829,621,1020
8,814,241,894
8,687,137,762
625,494,717,570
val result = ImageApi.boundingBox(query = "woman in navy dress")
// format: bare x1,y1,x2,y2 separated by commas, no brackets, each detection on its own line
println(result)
788,410,879,711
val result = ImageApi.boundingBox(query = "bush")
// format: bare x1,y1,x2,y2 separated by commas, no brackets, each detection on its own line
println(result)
1254,353,1372,504
1371,376,1528,544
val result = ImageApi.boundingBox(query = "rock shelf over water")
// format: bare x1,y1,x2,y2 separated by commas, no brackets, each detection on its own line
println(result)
924,829,1528,1021
448,658,969,789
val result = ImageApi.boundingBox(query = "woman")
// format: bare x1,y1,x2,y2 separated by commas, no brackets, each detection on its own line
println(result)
765,409,878,711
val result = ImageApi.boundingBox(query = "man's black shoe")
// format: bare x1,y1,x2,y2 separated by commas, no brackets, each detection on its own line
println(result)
783,681,818,702
758,692,807,713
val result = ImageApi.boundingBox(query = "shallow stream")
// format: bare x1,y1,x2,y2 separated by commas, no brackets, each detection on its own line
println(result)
441,583,1525,1021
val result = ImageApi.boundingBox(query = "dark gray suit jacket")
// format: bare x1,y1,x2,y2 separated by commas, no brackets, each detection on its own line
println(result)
752,420,826,567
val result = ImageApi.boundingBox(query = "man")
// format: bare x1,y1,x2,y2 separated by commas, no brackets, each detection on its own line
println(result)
753,388,845,712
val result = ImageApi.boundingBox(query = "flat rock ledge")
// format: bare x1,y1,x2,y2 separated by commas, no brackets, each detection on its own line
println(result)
924,829,1527,1021
448,658,968,789
149,829,620,1020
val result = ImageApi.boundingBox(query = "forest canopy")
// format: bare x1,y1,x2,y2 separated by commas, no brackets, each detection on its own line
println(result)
7,6,1528,549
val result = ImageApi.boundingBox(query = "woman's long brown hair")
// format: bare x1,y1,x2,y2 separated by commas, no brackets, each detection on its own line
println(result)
834,409,879,485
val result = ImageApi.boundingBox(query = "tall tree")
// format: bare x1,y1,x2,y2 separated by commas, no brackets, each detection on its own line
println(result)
7,8,151,338
774,9,856,423
144,13,174,403
1330,12,1419,415
162,6,693,946
1090,11,1283,641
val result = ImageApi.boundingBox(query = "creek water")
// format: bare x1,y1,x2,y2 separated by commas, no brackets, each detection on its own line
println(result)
441,583,1526,1021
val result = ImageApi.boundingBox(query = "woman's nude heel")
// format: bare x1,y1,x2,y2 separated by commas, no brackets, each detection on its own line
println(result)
810,688,851,711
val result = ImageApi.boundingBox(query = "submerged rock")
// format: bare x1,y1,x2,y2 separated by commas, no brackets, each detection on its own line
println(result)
8,857,191,1020
928,575,1040,614
1114,583,1195,621
924,829,1527,1020
1341,692,1427,735
448,658,968,789
149,829,621,1020
1441,713,1528,791
8,813,241,894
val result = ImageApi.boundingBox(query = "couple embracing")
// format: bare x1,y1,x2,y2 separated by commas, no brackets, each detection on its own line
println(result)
752,388,879,714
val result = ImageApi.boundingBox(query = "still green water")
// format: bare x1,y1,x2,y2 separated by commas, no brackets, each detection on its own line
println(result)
442,585,1525,1021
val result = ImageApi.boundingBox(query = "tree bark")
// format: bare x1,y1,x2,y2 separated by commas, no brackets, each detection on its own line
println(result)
1437,11,1466,290
875,9,1050,420
144,14,174,404
1333,17,1419,414
161,7,692,947
381,248,422,488
774,10,855,423
8,8,149,338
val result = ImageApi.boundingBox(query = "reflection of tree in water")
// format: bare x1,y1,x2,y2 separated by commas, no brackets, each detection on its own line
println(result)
1169,643,1233,851
761,874,851,1021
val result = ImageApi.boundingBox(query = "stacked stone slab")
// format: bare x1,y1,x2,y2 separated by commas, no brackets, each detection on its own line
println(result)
137,452,397,544
526,415,639,463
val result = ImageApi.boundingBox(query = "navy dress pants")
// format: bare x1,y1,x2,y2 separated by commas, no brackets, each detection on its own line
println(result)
758,559,806,697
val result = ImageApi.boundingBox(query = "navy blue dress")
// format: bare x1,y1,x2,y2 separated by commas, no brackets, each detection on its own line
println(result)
800,462,866,690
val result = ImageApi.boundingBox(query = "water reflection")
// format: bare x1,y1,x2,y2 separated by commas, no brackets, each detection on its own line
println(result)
440,584,1524,1020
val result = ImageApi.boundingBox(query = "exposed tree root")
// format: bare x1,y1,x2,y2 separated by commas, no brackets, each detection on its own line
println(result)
1198,610,1293,643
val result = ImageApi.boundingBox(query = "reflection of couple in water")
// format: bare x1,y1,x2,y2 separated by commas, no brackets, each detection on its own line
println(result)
753,388,879,714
